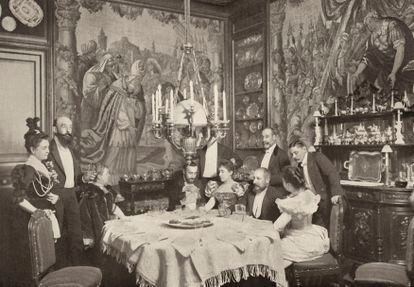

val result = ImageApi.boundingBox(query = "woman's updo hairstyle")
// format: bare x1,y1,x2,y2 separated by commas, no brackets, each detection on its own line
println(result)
218,159,235,174
282,166,306,190
24,117,48,153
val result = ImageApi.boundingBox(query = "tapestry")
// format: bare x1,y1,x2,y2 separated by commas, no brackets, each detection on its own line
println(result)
269,0,414,148
54,1,224,184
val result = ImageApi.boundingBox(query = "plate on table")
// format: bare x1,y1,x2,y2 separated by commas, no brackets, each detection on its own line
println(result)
166,217,213,229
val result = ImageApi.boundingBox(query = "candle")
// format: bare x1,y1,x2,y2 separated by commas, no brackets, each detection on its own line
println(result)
165,98,169,116
223,90,227,121
391,90,394,108
152,93,155,122
214,84,218,122
334,99,338,116
372,93,376,112
351,96,354,114
190,80,194,106
184,88,187,100
170,89,174,121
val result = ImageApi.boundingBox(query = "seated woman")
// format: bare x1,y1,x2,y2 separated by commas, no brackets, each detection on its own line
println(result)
80,164,125,249
204,159,246,211
9,118,63,285
274,166,330,268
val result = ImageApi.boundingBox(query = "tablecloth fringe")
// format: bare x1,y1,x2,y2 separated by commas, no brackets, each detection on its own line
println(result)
102,243,135,272
202,264,285,287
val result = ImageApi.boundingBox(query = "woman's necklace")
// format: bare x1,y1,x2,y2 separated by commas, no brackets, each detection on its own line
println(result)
32,170,54,197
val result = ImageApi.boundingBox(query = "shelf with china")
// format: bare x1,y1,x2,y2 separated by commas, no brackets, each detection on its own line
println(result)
315,90,414,265
231,24,266,152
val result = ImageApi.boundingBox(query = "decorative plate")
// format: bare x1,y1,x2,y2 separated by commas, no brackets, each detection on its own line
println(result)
248,134,257,147
2,16,16,32
253,46,264,62
242,95,250,106
249,122,258,134
257,121,263,130
9,0,43,27
244,72,262,91
246,103,259,118
236,107,245,119
344,151,382,182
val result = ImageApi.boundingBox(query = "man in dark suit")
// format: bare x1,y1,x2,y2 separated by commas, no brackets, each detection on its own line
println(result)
167,162,204,211
289,138,343,227
49,116,95,266
197,135,242,184
259,128,290,190
246,168,281,222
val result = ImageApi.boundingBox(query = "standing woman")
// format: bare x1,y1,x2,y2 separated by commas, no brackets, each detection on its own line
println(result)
9,117,63,286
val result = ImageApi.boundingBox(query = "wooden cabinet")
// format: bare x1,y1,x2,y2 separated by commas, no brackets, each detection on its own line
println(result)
344,185,413,265
229,0,268,158
316,105,414,264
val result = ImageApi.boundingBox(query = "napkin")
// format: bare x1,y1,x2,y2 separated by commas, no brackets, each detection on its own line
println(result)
171,236,198,257
216,230,248,252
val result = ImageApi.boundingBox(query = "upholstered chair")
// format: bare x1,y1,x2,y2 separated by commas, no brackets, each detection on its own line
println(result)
28,210,102,287
354,216,414,287
286,196,345,287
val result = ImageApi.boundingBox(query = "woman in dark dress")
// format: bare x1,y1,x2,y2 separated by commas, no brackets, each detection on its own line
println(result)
9,117,64,286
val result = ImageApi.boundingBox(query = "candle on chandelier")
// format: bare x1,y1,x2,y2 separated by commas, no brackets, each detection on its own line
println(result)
334,99,338,116
170,89,174,121
190,80,194,106
223,90,227,121
152,93,155,122
372,93,376,112
165,98,169,116
184,88,187,100
214,84,218,122
350,96,354,114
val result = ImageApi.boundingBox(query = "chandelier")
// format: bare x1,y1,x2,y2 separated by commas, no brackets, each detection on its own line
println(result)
151,0,229,163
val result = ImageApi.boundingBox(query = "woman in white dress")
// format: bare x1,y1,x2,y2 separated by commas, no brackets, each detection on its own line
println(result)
274,166,330,268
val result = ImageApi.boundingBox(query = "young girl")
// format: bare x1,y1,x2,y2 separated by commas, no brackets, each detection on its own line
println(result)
274,166,330,267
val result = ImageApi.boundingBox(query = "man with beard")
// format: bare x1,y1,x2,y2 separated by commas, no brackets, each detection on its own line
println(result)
259,128,290,190
167,162,203,211
246,168,281,222
49,116,95,266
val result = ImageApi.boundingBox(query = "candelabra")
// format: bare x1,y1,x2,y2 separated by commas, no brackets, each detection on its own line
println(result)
151,0,229,163
394,102,405,144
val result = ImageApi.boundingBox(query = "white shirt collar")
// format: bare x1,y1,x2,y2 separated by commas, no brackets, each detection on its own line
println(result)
302,152,309,166
266,143,277,154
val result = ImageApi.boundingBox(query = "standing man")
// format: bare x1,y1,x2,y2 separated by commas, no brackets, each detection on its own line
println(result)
49,116,95,266
260,128,290,190
198,134,242,184
167,162,203,211
246,168,281,222
289,138,343,227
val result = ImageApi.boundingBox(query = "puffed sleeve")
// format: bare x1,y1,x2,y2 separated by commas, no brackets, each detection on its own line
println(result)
275,190,320,216
10,164,35,204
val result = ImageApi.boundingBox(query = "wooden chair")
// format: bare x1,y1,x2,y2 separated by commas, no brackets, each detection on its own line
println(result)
28,210,103,287
354,216,414,287
286,196,345,287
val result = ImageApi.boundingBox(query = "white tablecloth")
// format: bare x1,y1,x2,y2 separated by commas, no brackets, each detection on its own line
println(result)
101,210,287,287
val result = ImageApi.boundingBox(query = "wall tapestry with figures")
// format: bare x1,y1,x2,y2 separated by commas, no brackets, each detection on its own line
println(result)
269,0,414,148
54,0,225,184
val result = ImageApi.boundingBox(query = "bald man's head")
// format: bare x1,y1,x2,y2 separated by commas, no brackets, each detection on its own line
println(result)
54,116,73,146
253,167,270,193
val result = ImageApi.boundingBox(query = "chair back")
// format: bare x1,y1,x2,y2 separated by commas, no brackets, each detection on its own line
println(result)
28,210,56,285
406,217,414,276
329,196,345,255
